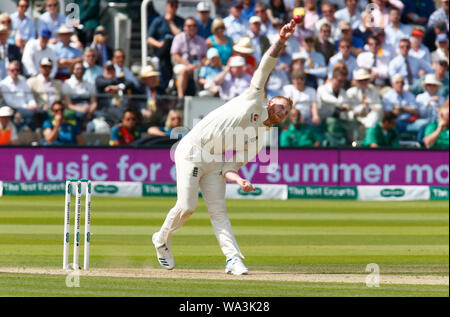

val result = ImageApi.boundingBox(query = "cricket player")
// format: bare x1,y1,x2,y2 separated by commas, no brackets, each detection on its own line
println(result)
152,19,296,275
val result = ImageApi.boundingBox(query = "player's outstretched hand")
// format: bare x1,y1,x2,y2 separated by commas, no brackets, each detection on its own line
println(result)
238,179,256,193
279,19,296,41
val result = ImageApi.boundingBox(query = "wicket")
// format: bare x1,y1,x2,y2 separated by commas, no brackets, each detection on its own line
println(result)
63,179,91,270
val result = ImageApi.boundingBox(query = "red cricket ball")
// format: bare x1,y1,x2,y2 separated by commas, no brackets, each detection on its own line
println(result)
293,15,302,23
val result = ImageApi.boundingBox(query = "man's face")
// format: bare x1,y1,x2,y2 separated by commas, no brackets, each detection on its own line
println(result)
84,51,97,66
122,111,137,130
346,0,357,10
339,42,351,56
197,10,210,22
398,41,410,56
438,40,449,50
0,116,9,128
434,61,448,76
230,66,245,77
46,0,59,15
389,10,400,23
292,77,305,90
7,64,20,80
393,78,404,92
59,33,72,45
383,119,396,131
356,78,370,90
303,37,314,50
289,109,301,126
267,98,290,125
39,36,49,49
321,4,335,20
320,25,331,38
17,0,29,15
166,1,178,14
255,6,267,21
113,51,125,67
73,63,85,78
184,19,198,37
333,75,347,89
367,38,379,53
250,22,261,35
103,67,115,79
442,0,449,13
230,6,242,18
40,64,52,77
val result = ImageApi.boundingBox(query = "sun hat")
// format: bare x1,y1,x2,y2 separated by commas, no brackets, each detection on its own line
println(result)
233,36,254,54
422,74,442,88
0,106,14,117
354,68,372,81
141,65,160,78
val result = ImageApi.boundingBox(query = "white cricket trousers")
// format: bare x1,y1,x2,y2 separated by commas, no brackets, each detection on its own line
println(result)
153,142,243,260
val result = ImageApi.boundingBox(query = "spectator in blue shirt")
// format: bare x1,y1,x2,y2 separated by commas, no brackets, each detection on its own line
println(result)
37,0,67,45
198,48,223,97
43,100,83,145
383,74,420,133
403,0,435,27
53,25,83,81
10,0,35,53
241,0,256,20
82,47,103,85
196,2,213,39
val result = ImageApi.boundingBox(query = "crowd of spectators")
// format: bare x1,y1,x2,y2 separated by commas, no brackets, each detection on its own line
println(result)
0,0,448,150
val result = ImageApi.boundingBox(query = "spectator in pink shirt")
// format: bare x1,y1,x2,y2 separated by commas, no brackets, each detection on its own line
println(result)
171,17,207,105
304,0,320,30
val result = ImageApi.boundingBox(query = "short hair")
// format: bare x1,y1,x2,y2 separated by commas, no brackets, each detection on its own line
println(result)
0,12,11,23
332,62,349,78
8,60,20,69
113,48,125,57
184,17,197,26
388,6,401,14
399,38,410,45
382,111,397,123
254,2,267,11
392,74,404,83
321,1,335,10
270,96,293,110
51,100,65,109
291,69,307,81
366,35,380,45
84,47,97,56
339,38,351,47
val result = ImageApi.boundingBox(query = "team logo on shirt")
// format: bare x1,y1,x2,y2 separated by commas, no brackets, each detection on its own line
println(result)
250,113,259,124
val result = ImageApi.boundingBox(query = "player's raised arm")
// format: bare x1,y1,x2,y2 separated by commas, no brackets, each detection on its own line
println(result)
250,19,296,91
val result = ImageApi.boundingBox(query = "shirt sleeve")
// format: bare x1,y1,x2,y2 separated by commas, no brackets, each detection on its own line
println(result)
250,53,278,90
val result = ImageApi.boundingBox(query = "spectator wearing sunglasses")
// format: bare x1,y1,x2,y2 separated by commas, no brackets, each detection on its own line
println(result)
43,100,83,145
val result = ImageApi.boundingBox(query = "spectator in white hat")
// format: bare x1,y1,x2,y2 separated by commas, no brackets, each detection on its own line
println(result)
247,16,270,63
198,48,223,97
196,1,213,39
232,36,256,75
53,25,83,81
344,68,382,128
214,55,251,100
0,106,19,145
137,65,163,122
416,74,446,123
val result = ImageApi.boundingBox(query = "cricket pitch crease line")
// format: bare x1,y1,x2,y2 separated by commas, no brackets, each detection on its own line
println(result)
0,267,448,286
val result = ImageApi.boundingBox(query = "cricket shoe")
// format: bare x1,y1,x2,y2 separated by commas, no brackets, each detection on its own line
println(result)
152,232,174,270
225,256,249,275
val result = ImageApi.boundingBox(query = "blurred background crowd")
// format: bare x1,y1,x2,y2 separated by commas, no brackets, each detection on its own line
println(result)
0,0,448,149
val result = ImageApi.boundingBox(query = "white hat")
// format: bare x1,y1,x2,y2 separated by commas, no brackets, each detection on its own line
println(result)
422,74,442,87
141,65,160,78
233,36,254,54
249,16,262,24
57,24,74,34
0,24,9,34
206,47,220,59
229,55,246,67
0,106,14,117
292,51,309,61
354,68,372,81
196,1,211,11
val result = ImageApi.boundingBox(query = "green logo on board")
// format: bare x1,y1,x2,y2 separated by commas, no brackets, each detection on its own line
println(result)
94,185,118,194
380,188,405,197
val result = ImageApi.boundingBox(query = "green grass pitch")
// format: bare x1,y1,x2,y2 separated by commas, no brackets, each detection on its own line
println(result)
0,196,448,297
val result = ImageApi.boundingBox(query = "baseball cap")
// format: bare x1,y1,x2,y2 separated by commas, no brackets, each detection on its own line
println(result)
206,47,220,59
249,16,262,24
436,33,448,42
40,57,53,66
229,55,246,67
39,28,52,38
292,51,309,61
411,28,424,37
196,1,211,11
0,106,14,117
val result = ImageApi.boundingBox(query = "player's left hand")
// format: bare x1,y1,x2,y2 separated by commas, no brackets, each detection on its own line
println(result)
238,179,256,193
279,19,296,41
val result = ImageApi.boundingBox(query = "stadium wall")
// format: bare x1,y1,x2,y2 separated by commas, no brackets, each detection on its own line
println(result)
0,147,448,200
